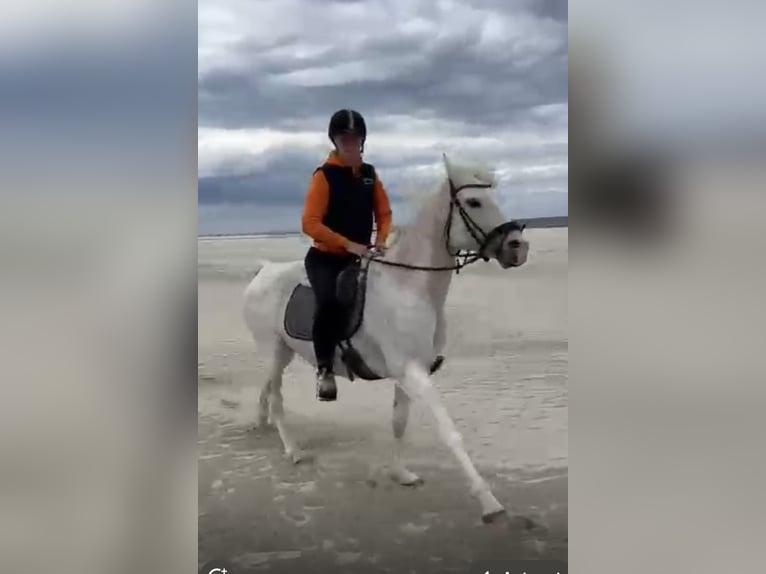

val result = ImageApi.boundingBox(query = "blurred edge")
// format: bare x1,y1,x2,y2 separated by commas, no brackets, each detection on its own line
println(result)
570,6,766,574
0,1,198,573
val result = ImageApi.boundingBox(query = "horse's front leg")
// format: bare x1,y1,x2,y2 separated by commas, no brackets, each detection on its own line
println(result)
400,360,506,523
433,305,446,355
429,306,446,374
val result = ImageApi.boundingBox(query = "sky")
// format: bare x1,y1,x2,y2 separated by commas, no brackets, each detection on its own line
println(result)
198,0,568,235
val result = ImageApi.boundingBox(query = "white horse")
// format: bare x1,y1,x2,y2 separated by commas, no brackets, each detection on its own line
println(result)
242,153,530,523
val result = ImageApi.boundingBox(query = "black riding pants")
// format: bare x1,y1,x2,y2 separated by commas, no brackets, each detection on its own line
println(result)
304,247,355,371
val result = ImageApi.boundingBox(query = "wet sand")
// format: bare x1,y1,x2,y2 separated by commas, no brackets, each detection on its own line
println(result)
198,228,568,572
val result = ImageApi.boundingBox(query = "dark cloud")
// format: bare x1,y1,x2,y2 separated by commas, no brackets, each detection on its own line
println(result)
199,150,321,205
198,149,406,206
199,2,566,131
472,0,567,23
198,172,307,206
532,0,568,23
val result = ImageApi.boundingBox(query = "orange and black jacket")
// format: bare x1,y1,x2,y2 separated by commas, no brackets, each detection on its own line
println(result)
301,151,392,255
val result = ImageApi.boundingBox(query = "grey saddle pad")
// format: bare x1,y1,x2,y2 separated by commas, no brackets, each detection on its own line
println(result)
283,275,367,342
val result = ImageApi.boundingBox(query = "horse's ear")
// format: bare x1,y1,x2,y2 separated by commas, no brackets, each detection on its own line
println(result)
442,152,453,179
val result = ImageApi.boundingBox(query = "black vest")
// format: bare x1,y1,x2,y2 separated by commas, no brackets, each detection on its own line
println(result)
316,162,377,246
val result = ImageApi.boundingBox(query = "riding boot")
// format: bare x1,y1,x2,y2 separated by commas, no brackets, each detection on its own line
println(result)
316,366,337,401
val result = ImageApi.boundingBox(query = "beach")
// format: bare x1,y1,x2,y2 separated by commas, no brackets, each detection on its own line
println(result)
198,228,568,573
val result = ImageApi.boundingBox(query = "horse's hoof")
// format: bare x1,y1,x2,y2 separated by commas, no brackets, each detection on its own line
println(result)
398,475,425,487
482,508,508,524
288,450,314,465
512,514,545,532
484,511,543,532
389,469,424,487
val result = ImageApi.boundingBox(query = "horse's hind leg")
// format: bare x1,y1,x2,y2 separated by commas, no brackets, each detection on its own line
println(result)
256,379,271,428
267,338,310,463
389,383,423,486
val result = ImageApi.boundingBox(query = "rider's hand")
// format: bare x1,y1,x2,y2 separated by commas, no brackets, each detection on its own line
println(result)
345,241,370,256
372,243,387,255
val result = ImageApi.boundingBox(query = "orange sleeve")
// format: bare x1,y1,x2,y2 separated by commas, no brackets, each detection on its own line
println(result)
373,176,393,245
301,169,350,250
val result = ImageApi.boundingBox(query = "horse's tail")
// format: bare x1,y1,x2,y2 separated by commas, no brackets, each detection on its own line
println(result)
251,259,266,278
243,260,268,293
252,256,280,279
243,259,270,325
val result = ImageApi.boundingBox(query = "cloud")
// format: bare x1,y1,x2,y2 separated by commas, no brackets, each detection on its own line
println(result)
198,0,568,232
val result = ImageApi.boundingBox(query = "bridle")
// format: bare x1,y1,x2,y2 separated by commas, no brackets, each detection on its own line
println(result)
365,177,525,273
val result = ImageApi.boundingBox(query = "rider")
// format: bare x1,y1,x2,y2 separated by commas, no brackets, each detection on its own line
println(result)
301,109,393,401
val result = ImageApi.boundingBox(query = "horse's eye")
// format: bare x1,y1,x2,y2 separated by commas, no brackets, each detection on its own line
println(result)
466,198,482,208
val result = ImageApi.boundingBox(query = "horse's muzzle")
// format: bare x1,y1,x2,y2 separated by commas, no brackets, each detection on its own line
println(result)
480,220,526,264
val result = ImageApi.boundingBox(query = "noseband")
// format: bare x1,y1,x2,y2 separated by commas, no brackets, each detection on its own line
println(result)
365,176,525,273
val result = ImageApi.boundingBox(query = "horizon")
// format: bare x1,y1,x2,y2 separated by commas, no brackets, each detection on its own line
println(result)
197,214,569,238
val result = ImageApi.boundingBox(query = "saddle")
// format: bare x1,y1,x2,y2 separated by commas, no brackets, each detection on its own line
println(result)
283,257,381,380
283,256,446,381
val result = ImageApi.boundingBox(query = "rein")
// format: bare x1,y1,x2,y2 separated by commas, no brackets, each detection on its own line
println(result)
364,251,480,273
364,179,521,274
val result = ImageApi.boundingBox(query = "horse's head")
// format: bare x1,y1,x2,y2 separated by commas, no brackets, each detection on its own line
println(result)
441,153,529,269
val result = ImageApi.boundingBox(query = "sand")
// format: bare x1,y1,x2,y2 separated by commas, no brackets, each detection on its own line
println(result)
198,228,568,573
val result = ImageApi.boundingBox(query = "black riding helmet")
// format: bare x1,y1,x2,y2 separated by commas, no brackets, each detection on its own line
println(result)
328,109,367,149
